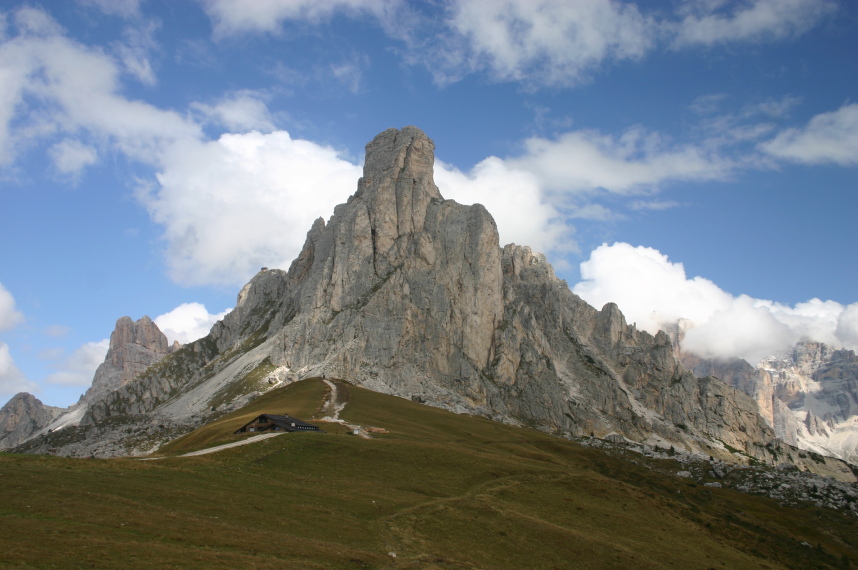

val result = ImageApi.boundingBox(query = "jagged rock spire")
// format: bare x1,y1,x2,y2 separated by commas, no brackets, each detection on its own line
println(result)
356,127,443,258
85,316,170,400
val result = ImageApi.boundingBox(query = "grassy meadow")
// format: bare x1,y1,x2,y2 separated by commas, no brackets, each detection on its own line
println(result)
1,378,856,569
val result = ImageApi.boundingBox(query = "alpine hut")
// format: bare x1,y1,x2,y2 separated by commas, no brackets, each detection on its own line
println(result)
234,414,322,434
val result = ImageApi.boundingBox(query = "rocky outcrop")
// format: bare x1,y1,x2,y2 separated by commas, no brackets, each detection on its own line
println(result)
84,316,171,402
682,355,775,427
761,342,858,464
0,393,62,449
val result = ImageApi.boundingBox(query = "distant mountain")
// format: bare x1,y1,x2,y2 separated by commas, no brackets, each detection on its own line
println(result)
5,127,855,480
0,393,62,449
682,340,858,466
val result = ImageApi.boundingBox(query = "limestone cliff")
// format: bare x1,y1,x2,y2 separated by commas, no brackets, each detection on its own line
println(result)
85,316,171,401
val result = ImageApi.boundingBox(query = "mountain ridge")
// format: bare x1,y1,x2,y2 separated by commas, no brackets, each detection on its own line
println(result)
5,126,856,481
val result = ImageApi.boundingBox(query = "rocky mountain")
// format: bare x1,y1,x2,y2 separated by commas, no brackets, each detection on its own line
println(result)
762,342,858,463
4,316,176,453
0,393,62,449
682,341,858,466
7,127,856,480
86,315,176,401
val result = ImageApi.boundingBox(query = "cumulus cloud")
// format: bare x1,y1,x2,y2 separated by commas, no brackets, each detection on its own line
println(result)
44,339,109,387
155,302,230,345
673,0,837,47
436,157,573,255
0,7,200,166
140,130,363,286
0,283,24,331
835,304,858,350
191,90,275,133
509,128,734,194
760,103,858,166
573,243,858,364
0,341,38,397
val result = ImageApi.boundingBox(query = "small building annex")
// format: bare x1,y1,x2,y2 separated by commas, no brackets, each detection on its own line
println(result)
234,414,322,434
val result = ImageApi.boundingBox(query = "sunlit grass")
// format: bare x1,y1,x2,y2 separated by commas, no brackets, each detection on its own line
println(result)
1,379,855,569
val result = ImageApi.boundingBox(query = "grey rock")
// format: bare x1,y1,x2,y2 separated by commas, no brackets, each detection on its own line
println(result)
85,316,170,402
0,393,62,449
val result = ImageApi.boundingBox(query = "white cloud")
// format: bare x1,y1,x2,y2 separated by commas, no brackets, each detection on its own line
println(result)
681,295,797,364
835,304,858,350
0,283,24,331
330,54,370,94
673,0,837,47
203,0,401,37
140,130,363,287
760,103,858,166
439,0,654,87
437,124,742,257
509,128,734,194
198,0,834,90
49,139,98,176
0,7,200,166
191,91,275,133
155,302,230,345
629,199,680,211
113,19,160,86
573,243,858,364
0,341,38,397
44,339,109,387
436,157,573,255
573,243,733,332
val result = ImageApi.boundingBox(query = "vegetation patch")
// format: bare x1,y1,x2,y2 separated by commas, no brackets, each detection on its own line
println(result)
1,381,856,569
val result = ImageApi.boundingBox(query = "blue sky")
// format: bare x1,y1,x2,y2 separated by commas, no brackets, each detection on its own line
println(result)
1,0,856,408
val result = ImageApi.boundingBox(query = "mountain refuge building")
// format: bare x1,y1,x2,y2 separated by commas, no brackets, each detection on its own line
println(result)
234,414,322,434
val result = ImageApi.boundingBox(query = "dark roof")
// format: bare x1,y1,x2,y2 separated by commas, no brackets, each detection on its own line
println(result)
234,413,321,434
262,414,318,430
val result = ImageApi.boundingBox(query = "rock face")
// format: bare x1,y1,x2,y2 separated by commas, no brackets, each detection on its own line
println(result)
760,342,858,464
85,316,171,401
0,393,62,449
682,341,858,465
3,316,175,452
8,127,855,479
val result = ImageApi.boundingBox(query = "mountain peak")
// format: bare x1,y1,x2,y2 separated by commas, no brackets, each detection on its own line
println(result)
361,126,437,188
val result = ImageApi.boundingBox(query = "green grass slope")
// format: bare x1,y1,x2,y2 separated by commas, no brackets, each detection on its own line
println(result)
1,379,855,569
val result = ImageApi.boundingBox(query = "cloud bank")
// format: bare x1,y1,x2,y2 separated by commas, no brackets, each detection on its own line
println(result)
199,0,837,88
573,243,858,364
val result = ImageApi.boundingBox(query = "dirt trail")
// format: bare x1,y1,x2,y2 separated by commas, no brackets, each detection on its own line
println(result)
179,432,285,456
320,379,372,438
140,432,284,460
320,379,347,420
